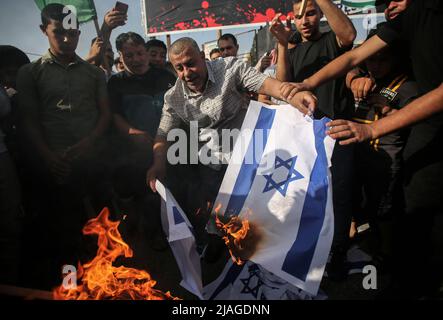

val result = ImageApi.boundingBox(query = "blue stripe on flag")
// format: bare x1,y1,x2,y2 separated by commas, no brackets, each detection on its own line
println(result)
281,118,330,281
173,206,185,225
224,107,276,216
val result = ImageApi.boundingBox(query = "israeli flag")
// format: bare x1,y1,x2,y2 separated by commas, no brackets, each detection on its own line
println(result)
209,101,335,295
156,180,204,299
204,260,327,300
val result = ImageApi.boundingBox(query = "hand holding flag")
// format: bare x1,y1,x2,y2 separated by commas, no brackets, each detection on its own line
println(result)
156,180,204,299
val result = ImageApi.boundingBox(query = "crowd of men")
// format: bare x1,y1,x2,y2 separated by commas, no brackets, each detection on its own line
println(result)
0,0,441,299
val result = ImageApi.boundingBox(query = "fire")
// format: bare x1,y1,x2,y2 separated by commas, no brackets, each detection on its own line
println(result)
53,208,178,300
216,215,250,265
214,204,261,266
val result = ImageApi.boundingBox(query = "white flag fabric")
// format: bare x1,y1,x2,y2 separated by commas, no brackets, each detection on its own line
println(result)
156,180,204,299
209,101,335,295
203,260,327,300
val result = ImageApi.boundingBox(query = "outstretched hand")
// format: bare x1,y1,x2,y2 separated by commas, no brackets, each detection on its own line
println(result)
326,119,375,145
350,76,376,102
146,163,166,193
280,82,313,101
286,91,317,116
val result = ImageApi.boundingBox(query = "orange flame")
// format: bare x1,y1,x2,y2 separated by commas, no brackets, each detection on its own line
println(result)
53,208,178,300
195,202,212,216
214,205,251,265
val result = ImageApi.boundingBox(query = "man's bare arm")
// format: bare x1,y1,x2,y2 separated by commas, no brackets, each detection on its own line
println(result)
275,43,291,82
316,0,356,47
259,77,317,114
327,83,443,144
258,93,274,105
258,77,285,101
304,35,388,90
146,136,169,192
113,113,153,138
269,14,293,82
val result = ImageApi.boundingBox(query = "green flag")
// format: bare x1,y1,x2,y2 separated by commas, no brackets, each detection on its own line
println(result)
341,0,376,8
34,0,97,24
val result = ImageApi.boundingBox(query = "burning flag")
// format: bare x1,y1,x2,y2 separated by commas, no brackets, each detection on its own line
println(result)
208,101,335,295
156,180,204,300
53,208,178,300
215,214,250,265
203,260,327,300
213,206,263,266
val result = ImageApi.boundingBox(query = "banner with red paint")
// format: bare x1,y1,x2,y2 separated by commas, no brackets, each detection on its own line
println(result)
142,0,294,36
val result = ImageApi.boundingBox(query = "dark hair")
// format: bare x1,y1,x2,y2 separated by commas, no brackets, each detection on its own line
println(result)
115,32,145,51
218,33,238,47
146,39,167,52
41,3,78,28
209,48,220,57
292,0,319,10
0,46,30,70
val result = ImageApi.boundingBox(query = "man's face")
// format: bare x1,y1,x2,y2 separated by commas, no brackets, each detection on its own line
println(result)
210,51,221,60
218,38,239,58
365,48,393,80
147,46,167,67
385,0,411,20
119,42,149,75
293,1,322,41
170,46,208,93
41,19,80,56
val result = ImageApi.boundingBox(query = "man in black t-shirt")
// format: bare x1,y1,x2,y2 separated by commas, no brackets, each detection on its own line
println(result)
289,0,442,298
271,0,357,280
109,33,176,142
348,31,419,270
108,33,175,197
271,0,356,119
107,32,175,250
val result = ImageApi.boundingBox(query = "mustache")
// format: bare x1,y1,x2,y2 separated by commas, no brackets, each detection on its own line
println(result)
185,75,198,82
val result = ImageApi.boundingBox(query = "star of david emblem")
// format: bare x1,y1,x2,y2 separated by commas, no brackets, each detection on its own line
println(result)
240,266,263,298
263,156,304,196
